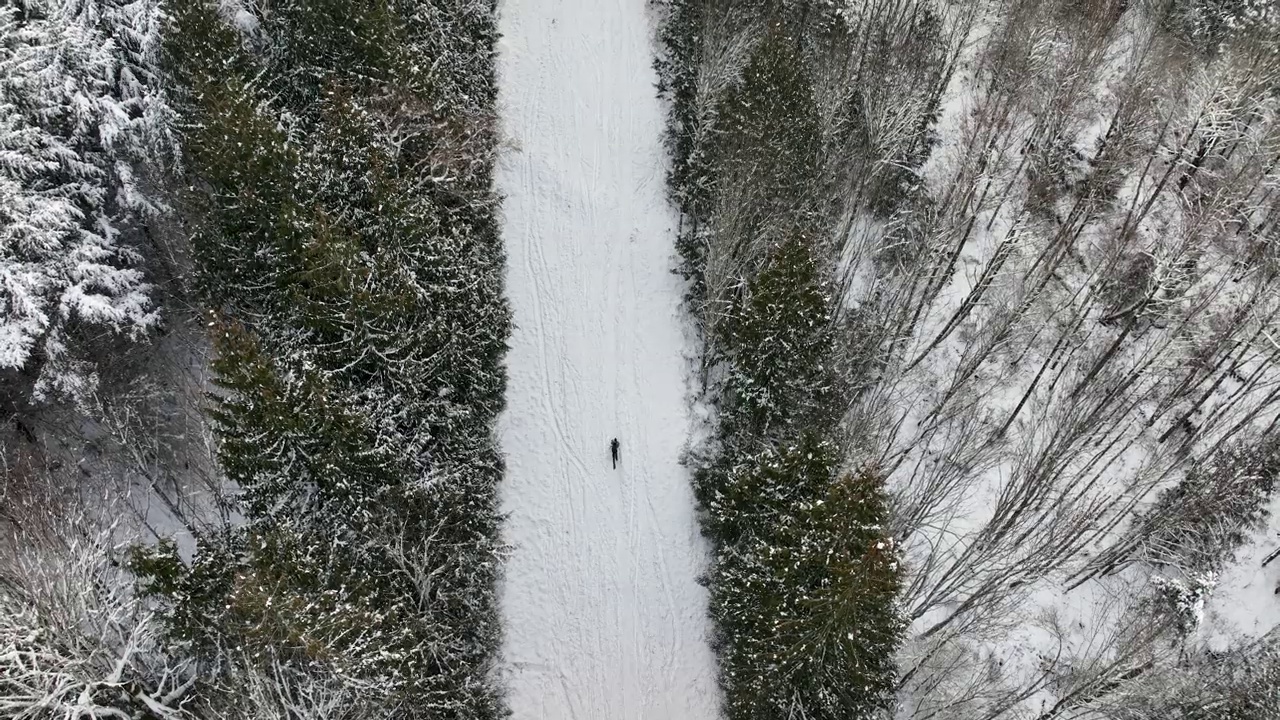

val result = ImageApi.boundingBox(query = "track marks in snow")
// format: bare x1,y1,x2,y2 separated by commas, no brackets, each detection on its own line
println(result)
493,0,722,718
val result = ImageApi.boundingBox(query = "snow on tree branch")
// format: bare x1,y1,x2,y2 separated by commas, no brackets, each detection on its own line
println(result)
0,0,174,405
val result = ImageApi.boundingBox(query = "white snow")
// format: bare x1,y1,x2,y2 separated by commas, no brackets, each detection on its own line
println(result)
1204,495,1280,645
493,1,723,718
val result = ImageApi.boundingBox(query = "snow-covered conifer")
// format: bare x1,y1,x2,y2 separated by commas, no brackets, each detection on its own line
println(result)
0,0,173,405
134,1,510,716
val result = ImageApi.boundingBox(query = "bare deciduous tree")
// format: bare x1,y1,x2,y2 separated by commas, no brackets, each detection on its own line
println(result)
0,499,195,719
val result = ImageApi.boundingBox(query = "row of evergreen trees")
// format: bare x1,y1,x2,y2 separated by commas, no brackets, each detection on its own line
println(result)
125,0,510,716
657,2,911,717
1,0,510,716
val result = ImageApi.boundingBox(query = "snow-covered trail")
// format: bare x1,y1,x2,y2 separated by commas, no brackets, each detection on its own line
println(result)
493,1,722,718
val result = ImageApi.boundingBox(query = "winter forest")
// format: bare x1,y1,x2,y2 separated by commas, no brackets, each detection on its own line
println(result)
3,0,1280,718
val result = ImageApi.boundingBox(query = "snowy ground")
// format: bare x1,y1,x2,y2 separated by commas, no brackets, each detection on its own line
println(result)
1204,495,1280,644
492,1,722,717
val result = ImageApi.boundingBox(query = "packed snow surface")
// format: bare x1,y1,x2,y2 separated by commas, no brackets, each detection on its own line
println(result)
493,1,723,717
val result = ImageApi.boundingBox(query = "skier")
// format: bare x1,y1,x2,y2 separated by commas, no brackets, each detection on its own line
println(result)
610,438,620,469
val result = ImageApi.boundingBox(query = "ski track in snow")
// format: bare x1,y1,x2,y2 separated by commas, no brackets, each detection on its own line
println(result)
493,1,722,717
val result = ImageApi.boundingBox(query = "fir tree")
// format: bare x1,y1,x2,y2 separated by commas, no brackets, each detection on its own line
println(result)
133,1,509,716
0,0,173,405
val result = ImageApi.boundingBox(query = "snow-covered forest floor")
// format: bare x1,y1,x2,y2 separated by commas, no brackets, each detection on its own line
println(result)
890,8,1280,712
493,0,721,716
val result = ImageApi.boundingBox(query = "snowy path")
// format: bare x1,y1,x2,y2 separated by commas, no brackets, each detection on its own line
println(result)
493,1,722,718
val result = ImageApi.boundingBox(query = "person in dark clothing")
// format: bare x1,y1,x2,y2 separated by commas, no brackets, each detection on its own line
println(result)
610,438,620,469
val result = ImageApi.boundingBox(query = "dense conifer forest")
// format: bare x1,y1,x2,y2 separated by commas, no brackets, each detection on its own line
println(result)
2,1,508,716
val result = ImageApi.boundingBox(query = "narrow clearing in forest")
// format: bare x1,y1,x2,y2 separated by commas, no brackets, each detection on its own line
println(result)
493,0,722,717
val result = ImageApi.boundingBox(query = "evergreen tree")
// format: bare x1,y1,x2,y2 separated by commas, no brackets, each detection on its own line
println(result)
133,1,509,716
708,441,904,720
696,213,902,720
0,0,173,405
717,234,843,441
